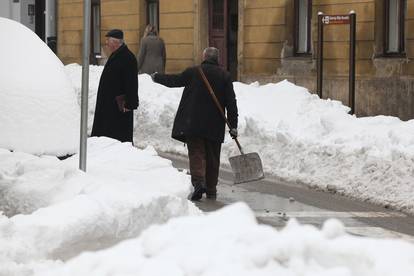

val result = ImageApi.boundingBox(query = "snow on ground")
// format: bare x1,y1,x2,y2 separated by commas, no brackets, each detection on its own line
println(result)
0,17,79,156
37,204,414,276
65,64,414,214
0,137,198,275
2,17,414,275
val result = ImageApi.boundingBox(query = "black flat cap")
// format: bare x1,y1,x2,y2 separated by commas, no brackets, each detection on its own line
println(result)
105,29,123,39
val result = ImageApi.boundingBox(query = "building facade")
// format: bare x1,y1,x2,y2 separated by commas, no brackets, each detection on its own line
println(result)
56,0,414,120
1,0,57,51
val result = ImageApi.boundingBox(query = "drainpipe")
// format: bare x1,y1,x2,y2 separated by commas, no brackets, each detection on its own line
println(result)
79,0,91,172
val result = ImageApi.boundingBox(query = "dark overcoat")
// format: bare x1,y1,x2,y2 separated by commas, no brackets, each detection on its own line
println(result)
91,44,139,142
154,59,238,143
137,34,166,74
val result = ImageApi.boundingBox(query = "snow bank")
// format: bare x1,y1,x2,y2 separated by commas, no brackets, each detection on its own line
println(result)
0,18,79,156
229,81,414,213
65,64,414,214
0,138,198,275
1,137,413,275
37,203,414,276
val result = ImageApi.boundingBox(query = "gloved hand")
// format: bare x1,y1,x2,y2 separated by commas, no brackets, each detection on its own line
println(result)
229,128,238,139
150,72,158,81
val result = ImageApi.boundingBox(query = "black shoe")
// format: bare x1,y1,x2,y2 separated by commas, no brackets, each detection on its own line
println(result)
190,185,205,201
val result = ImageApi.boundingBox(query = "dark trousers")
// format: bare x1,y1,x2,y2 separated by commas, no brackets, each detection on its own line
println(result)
187,137,221,196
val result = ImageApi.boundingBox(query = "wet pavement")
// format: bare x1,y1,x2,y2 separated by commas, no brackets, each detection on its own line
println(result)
160,152,414,242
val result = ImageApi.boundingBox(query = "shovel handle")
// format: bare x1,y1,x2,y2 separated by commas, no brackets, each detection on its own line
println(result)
233,137,244,155
198,67,244,155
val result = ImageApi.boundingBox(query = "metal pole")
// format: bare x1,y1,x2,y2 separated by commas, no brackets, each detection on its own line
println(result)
317,12,324,99
349,11,356,115
79,0,91,172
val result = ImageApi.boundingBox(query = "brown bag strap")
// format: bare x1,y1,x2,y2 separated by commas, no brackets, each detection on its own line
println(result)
197,66,243,153
197,67,228,125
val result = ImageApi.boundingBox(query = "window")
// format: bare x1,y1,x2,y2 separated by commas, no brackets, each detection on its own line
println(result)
384,0,405,55
147,0,159,31
294,0,312,55
92,0,101,56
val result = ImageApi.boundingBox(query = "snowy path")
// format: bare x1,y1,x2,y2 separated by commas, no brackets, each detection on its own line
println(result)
160,152,414,242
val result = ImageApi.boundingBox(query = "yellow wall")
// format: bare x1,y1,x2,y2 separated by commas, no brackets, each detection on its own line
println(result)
56,0,414,78
56,0,414,119
57,0,198,72
57,0,414,78
100,0,142,55
403,0,414,75
58,0,143,64
159,0,195,73
243,0,286,74
312,0,375,77
58,0,83,64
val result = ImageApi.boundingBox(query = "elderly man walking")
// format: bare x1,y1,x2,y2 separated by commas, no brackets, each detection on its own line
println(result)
91,29,139,143
152,47,238,201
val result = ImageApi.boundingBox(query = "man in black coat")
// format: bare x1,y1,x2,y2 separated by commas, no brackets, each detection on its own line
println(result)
153,47,238,201
91,29,139,143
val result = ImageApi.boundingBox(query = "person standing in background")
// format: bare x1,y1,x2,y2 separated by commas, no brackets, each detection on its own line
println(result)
91,29,139,143
137,24,166,74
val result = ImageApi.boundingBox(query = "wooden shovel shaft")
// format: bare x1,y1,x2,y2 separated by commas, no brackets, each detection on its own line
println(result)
198,67,244,155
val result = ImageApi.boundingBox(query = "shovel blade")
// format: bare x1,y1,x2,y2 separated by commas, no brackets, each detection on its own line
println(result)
229,152,265,184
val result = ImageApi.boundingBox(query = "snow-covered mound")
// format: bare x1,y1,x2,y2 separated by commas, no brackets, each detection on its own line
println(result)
38,203,414,276
66,64,414,214
0,138,198,275
1,137,414,276
0,17,79,156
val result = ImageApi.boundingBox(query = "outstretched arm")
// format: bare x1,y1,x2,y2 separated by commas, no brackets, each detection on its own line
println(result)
153,68,190,88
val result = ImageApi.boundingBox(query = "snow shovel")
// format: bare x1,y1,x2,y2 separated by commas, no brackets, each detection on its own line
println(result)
198,67,265,184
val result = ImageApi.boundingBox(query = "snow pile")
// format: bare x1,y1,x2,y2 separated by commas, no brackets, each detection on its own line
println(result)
0,149,81,216
0,18,79,156
0,138,198,275
38,203,414,276
64,64,414,213
230,81,414,213
1,137,413,276
1,41,413,275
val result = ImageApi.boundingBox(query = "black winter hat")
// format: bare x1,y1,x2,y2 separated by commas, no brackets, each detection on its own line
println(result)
105,29,123,39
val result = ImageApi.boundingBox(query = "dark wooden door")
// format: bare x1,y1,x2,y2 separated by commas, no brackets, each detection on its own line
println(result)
209,0,228,68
